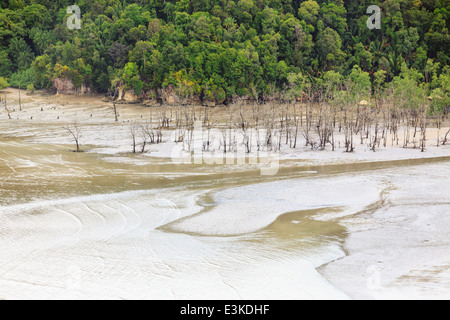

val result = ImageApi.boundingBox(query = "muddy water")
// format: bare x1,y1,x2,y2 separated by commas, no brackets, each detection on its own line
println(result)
1,128,450,299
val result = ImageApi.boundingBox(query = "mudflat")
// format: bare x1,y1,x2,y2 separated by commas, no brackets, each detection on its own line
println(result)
0,89,449,299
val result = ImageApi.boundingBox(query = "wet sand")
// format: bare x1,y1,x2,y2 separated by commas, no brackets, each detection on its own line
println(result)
1,89,449,300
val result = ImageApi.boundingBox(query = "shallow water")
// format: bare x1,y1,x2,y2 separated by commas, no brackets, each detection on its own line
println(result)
1,112,450,299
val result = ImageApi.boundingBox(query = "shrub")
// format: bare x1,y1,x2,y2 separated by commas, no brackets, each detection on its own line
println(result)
27,83,35,93
0,77,9,90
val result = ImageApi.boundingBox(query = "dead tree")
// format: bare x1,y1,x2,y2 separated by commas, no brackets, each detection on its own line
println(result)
176,105,195,152
291,104,300,148
252,102,262,151
419,105,429,152
203,108,217,152
443,129,450,146
371,122,380,152
304,86,314,147
403,109,412,148
130,122,138,153
18,83,22,112
138,113,164,151
139,123,148,153
237,102,252,153
147,113,156,144
5,107,11,119
316,88,335,151
435,114,445,147
64,122,82,152
159,105,170,128
107,102,119,122
3,94,12,119
174,105,183,143
420,120,427,152
224,102,236,153
343,81,355,152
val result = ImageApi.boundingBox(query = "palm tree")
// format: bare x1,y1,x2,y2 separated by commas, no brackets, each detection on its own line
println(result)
223,17,237,30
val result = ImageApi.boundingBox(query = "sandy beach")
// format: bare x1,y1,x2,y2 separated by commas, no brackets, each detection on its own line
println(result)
0,89,449,300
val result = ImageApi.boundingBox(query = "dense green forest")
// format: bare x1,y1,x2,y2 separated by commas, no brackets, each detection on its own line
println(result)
0,0,448,105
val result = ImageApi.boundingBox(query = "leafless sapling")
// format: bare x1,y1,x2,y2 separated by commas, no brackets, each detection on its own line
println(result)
64,122,83,152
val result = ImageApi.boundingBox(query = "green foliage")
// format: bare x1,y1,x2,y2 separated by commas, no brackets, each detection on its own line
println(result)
393,63,426,109
71,58,92,88
27,83,35,93
123,62,143,95
298,0,320,27
317,27,345,71
0,51,12,76
429,66,449,114
0,77,9,90
9,67,34,88
374,70,387,91
8,37,34,71
32,55,52,89
286,71,309,99
322,70,342,91
0,0,447,101
349,65,371,97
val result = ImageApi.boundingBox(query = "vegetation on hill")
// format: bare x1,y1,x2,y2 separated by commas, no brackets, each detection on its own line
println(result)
0,0,448,106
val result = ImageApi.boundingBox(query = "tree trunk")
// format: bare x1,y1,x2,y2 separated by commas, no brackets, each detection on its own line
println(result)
19,83,22,112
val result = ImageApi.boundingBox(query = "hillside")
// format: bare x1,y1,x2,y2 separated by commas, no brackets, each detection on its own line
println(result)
0,0,449,104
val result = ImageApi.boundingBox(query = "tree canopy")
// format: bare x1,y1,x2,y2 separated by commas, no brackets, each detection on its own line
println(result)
0,0,448,102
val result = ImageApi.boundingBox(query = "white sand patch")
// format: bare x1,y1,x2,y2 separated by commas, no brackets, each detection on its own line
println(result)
320,162,450,300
